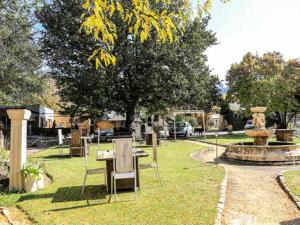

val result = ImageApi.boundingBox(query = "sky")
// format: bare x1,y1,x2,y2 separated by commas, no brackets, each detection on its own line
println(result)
193,0,300,82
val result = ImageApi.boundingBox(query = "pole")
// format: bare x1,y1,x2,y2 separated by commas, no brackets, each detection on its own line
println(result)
215,130,218,165
174,112,176,142
203,112,206,140
215,114,220,166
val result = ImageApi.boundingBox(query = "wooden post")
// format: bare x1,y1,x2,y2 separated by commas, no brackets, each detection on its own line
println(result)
7,109,31,191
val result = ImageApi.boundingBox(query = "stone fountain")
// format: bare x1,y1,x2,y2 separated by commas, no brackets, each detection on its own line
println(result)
224,107,300,164
244,107,273,145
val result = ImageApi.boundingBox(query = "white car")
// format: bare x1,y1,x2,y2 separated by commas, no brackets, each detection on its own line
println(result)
169,121,193,137
244,120,255,129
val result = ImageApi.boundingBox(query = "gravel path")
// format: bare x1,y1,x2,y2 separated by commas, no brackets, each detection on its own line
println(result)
188,141,300,225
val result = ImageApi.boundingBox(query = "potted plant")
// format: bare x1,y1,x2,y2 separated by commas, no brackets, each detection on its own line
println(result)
21,161,44,192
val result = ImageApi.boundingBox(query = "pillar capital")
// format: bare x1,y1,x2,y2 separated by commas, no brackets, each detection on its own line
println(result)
7,109,31,121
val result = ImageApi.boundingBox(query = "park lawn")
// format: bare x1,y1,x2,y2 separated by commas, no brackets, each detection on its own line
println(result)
0,141,224,225
283,170,300,200
191,133,300,145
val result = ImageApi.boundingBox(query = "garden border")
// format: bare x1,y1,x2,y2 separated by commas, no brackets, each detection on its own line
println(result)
277,170,300,210
215,167,228,225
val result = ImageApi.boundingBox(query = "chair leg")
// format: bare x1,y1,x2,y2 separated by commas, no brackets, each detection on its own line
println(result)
153,166,158,180
110,175,113,196
156,167,162,187
134,173,137,200
114,177,117,202
82,172,87,194
104,171,107,193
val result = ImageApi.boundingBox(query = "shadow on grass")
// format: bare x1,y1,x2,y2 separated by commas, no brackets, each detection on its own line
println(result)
52,185,106,202
39,154,71,160
19,185,107,203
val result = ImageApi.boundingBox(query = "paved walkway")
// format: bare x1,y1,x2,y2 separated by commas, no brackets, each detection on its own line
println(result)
188,140,300,225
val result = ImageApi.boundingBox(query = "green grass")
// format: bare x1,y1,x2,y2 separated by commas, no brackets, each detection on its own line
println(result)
0,141,224,225
191,133,300,145
283,171,300,200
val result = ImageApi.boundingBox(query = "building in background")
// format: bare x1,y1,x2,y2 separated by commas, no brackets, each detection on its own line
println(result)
0,105,55,134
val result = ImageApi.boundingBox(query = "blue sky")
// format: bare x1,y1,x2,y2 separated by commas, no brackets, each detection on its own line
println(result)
192,0,300,81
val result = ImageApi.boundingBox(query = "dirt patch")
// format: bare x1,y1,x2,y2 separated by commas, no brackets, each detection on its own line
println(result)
188,140,300,225
222,166,300,225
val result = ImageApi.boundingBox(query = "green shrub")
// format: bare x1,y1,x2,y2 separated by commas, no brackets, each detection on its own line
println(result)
0,147,9,161
21,161,45,180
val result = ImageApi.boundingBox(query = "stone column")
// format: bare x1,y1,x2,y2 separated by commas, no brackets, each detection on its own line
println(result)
7,109,31,191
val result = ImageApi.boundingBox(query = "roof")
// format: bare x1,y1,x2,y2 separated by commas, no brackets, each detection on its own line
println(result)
0,105,53,114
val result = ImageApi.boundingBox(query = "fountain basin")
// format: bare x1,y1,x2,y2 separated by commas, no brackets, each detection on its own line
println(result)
250,107,267,113
275,129,295,142
245,129,273,137
224,142,300,163
245,129,273,145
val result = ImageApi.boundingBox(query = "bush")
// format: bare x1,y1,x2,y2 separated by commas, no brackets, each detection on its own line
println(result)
0,147,9,181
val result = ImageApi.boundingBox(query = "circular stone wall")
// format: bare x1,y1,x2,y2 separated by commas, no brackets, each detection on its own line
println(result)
224,142,300,163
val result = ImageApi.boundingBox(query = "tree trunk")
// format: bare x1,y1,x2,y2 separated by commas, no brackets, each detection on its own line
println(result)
276,112,288,129
125,106,136,130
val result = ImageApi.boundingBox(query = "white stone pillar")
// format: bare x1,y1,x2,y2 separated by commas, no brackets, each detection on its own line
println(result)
7,109,31,191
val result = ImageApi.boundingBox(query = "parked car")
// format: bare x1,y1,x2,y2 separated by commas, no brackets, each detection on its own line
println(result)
169,121,193,137
93,129,114,142
244,120,255,129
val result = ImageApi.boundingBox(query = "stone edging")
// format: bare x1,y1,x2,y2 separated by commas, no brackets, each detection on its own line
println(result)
189,141,228,225
277,170,300,210
215,167,228,225
0,207,13,225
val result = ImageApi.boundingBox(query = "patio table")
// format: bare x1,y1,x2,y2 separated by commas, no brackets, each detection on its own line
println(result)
96,149,149,193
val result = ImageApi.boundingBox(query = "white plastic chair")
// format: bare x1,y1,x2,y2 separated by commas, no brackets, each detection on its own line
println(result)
58,129,64,155
82,139,106,194
111,138,137,201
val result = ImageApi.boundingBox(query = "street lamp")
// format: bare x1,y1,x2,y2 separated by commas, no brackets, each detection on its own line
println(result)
212,106,221,165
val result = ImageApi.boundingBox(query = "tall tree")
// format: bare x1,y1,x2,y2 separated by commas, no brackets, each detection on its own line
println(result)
80,0,227,67
226,52,300,128
39,0,221,128
0,0,44,106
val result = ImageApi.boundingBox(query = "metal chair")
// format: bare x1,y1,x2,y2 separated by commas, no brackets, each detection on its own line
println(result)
82,139,106,194
111,138,137,201
140,132,162,186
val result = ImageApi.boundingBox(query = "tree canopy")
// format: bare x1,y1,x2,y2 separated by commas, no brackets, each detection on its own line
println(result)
226,52,300,128
0,0,44,106
39,0,221,127
81,0,228,68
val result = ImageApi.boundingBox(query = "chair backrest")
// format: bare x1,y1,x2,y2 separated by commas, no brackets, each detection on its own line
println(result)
71,129,81,147
113,138,134,173
81,128,89,137
132,131,136,148
152,132,158,163
58,129,63,145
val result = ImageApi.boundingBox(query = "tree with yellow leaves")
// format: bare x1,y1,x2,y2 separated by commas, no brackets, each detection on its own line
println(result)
81,0,226,68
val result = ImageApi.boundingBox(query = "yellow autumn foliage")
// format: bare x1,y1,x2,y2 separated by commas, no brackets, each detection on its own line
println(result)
81,0,218,68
